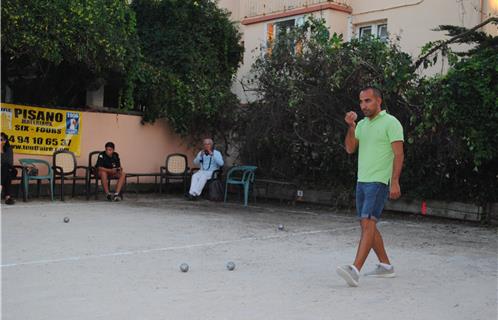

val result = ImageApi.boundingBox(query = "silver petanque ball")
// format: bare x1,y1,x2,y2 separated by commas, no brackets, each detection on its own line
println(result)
179,263,189,272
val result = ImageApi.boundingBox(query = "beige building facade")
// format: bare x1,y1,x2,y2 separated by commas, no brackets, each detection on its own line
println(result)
218,0,498,102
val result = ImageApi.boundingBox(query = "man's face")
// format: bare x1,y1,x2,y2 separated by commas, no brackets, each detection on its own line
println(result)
105,147,114,157
203,140,212,152
359,89,382,118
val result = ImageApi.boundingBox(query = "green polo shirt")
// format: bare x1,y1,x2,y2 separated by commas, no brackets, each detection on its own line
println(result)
355,110,404,184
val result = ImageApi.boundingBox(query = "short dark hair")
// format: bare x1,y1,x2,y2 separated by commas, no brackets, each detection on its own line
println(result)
105,142,115,150
360,86,382,99
1,132,11,152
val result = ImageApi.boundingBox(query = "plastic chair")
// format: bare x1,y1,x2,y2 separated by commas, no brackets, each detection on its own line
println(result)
224,165,257,206
53,150,88,201
160,153,189,193
18,159,54,201
87,151,101,200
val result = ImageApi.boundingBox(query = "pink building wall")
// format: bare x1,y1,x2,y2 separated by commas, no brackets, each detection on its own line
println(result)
12,111,197,182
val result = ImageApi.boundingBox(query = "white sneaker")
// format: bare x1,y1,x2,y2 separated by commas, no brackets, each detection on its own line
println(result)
364,264,396,278
336,265,359,287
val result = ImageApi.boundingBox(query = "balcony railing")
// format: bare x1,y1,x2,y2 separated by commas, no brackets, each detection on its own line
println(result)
242,0,351,18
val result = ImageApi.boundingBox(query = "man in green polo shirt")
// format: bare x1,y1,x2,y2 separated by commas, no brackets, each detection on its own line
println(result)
336,86,404,287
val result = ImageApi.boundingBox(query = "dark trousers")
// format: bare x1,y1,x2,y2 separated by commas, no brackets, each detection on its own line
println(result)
1,165,13,197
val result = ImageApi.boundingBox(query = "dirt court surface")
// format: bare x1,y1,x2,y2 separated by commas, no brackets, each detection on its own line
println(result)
2,195,497,320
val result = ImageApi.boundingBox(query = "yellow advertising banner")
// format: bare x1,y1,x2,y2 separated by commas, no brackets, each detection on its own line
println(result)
0,103,82,156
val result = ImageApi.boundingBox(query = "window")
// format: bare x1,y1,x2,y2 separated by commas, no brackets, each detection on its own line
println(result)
275,19,296,38
266,18,301,55
377,24,388,42
359,26,372,38
357,23,388,42
266,17,304,45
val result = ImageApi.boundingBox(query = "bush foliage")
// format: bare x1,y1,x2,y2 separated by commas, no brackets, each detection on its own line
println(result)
131,0,243,138
2,0,243,139
1,0,138,107
236,18,497,204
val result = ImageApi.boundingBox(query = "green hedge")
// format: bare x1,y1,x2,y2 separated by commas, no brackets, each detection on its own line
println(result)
235,18,497,205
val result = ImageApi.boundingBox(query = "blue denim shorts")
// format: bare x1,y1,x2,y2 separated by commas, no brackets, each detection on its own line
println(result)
355,182,389,221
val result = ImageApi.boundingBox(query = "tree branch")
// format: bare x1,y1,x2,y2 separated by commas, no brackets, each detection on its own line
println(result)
413,17,497,70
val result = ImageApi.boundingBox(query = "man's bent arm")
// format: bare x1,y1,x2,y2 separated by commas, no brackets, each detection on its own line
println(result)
345,125,358,154
98,167,114,174
213,151,224,167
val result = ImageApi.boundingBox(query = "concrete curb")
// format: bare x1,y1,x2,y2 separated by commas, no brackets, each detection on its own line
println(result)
11,182,498,224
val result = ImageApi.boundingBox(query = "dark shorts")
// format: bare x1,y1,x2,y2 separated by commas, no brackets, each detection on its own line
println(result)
355,182,389,221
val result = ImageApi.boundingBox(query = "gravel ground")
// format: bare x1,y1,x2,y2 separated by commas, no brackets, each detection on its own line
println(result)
2,195,497,320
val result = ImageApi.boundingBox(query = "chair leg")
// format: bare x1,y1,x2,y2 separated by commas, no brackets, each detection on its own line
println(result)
95,176,99,200
61,176,65,201
86,178,91,200
87,177,90,200
244,183,249,207
37,180,41,197
72,178,76,198
23,177,29,202
224,182,228,203
50,178,54,201
17,180,23,199
122,179,126,199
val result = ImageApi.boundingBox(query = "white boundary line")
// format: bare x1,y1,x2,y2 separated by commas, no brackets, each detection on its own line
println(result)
1,202,110,210
1,226,358,269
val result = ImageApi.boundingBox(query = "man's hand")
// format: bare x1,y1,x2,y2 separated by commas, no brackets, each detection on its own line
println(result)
344,111,359,154
203,147,213,155
345,111,358,128
389,180,401,199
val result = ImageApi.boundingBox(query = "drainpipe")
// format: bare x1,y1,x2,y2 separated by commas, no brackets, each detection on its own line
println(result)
480,0,484,23
352,0,425,16
346,15,353,41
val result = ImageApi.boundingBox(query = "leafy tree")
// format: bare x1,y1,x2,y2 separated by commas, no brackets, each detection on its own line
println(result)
236,18,416,204
1,0,138,107
237,17,497,205
404,19,498,203
131,0,243,139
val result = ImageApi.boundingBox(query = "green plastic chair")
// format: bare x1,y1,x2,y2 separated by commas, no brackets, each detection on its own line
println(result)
19,159,54,201
224,165,257,207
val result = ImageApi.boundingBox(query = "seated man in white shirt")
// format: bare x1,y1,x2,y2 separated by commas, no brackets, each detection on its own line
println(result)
186,138,224,200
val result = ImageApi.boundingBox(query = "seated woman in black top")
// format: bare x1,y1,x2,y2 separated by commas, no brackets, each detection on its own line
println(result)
1,132,16,205
96,142,126,201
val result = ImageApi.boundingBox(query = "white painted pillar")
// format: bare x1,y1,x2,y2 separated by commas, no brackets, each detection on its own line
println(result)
86,85,104,107
346,15,353,41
